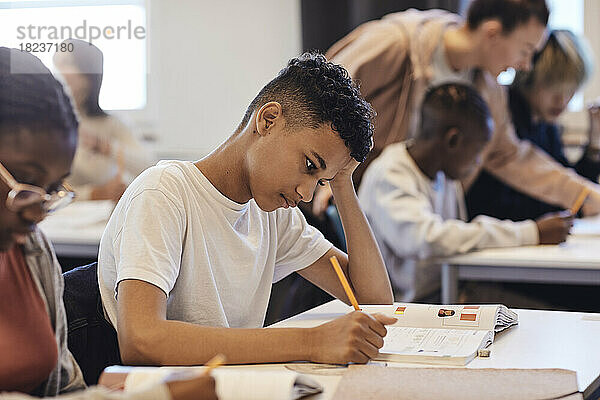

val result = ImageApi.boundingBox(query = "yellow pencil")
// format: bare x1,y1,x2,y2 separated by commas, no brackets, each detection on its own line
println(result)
329,256,360,311
570,187,591,215
203,353,226,376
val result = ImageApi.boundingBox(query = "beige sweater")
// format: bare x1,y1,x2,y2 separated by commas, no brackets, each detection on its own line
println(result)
327,8,600,215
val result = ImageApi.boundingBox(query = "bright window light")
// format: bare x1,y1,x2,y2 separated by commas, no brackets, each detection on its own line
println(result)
0,1,147,111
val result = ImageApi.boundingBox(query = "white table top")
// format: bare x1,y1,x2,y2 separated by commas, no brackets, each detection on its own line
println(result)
441,235,600,269
273,300,600,394
38,200,112,257
441,216,600,268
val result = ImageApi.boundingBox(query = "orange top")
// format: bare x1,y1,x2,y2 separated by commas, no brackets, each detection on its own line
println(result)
0,245,58,393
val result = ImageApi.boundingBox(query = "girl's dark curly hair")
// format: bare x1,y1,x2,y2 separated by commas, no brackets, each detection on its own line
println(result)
0,47,78,137
236,52,375,162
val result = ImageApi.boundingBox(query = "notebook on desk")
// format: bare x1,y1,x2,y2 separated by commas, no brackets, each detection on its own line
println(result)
100,365,322,400
360,303,518,366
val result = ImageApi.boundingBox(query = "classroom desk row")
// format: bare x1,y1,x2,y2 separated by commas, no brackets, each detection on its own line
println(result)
102,300,600,399
38,200,113,258
42,202,600,397
39,201,600,304
440,218,600,303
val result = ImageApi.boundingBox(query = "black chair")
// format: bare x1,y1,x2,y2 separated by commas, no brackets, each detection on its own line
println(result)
62,262,121,385
265,205,345,325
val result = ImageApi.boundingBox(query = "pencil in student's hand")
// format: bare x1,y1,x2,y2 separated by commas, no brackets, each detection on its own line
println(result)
203,353,226,376
570,187,591,215
329,256,361,311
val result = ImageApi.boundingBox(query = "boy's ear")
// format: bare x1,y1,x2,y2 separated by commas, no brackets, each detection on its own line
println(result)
480,19,503,42
255,102,283,136
445,127,461,149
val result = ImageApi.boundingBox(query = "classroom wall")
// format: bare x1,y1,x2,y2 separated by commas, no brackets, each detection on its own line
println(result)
120,0,302,160
119,0,599,159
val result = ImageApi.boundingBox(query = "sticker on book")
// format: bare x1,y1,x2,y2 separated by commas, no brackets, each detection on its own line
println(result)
460,313,477,321
441,306,482,328
437,309,456,317
394,306,406,315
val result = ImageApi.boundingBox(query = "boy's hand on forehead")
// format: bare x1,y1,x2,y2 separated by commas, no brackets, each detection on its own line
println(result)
314,157,360,215
331,157,360,185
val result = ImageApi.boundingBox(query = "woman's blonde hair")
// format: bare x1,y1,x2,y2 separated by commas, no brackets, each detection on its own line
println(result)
513,29,594,91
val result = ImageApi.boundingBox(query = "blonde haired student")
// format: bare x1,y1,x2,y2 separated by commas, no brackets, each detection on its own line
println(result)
468,29,600,221
359,83,572,302
98,53,396,367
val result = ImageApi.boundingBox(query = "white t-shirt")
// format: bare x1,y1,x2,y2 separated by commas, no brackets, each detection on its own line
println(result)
98,160,332,329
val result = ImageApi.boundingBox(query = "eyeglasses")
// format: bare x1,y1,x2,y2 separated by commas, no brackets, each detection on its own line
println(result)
0,161,75,213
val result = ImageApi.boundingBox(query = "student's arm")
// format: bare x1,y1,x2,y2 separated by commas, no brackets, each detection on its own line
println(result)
297,159,394,305
111,187,394,366
468,76,600,216
366,166,547,259
116,279,394,366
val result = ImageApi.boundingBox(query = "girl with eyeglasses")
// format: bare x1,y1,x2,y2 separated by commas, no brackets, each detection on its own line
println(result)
0,47,217,400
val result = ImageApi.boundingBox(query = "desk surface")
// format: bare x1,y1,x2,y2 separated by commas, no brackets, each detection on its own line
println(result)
273,300,600,395
38,200,112,258
441,236,600,269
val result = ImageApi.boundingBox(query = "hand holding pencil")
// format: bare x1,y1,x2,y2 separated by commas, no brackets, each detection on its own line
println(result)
301,256,396,365
535,187,590,245
535,211,574,245
163,354,224,400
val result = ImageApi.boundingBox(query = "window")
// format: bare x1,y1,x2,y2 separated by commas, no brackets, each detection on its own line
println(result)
0,0,147,111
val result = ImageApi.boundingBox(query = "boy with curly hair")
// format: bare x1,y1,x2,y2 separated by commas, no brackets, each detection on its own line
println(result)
98,52,396,366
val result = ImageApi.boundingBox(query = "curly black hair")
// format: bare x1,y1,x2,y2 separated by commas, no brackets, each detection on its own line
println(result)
0,47,78,138
236,52,375,162
419,83,492,142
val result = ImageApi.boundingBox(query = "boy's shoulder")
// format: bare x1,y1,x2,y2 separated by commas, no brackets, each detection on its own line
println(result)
120,160,200,211
363,142,421,189
377,142,415,172
130,160,193,191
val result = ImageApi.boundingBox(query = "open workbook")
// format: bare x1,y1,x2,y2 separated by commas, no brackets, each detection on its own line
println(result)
100,366,322,400
360,303,518,366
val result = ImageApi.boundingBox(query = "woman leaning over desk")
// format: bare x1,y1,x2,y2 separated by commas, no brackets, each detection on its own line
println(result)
0,47,217,400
